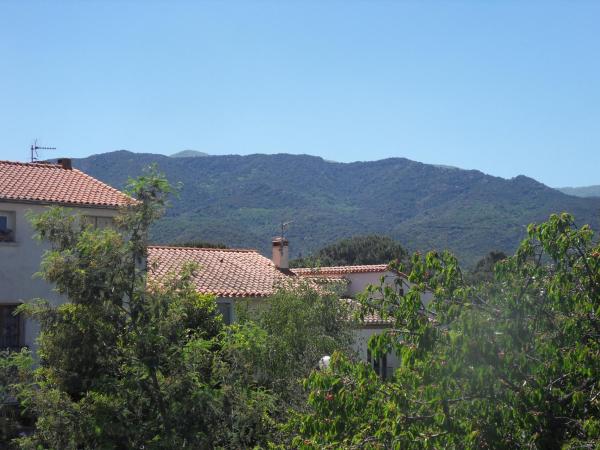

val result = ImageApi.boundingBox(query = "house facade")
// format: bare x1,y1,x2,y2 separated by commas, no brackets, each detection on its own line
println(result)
0,159,132,350
292,264,415,378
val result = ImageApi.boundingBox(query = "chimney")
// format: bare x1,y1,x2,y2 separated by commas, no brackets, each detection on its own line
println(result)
57,158,72,170
272,237,289,269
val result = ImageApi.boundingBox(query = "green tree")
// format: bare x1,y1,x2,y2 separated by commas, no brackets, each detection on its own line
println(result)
290,235,407,268
13,169,231,449
285,213,600,449
0,349,34,448
466,250,507,283
248,284,352,401
217,283,355,446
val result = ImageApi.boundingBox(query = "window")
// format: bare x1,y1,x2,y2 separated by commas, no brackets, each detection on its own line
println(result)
0,305,22,350
0,211,15,242
82,215,115,229
367,349,388,379
216,302,233,325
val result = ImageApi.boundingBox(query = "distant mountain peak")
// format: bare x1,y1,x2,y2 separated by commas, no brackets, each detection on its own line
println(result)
433,164,461,170
170,150,209,158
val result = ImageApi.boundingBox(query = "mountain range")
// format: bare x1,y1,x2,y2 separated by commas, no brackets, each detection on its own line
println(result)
70,150,600,266
557,185,600,198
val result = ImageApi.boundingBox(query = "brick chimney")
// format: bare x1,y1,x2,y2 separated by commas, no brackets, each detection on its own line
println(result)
57,158,72,170
272,237,289,269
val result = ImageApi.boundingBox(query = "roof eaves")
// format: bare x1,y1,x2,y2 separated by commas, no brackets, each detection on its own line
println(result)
0,197,124,210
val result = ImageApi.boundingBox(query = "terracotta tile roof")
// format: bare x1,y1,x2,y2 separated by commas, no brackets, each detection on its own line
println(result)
147,246,297,298
0,160,132,208
361,311,393,326
291,264,391,276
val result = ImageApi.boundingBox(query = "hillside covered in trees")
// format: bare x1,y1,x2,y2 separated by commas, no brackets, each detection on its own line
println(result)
71,150,600,266
558,185,600,198
289,235,408,268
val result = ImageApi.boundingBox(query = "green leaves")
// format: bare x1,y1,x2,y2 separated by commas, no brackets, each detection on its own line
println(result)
12,169,231,449
287,213,600,449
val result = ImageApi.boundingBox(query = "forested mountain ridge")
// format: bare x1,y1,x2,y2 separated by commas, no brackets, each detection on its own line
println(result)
558,185,600,198
71,150,600,266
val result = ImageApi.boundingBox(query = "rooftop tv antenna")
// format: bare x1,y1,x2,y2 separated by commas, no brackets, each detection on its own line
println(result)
280,220,293,240
30,139,56,162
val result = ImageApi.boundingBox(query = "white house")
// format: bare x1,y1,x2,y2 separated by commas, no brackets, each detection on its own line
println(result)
0,158,132,350
293,264,434,378
291,264,421,378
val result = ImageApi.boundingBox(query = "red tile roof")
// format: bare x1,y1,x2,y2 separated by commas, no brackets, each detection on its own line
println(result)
292,264,390,276
148,247,389,327
361,311,393,326
147,246,297,298
0,160,132,208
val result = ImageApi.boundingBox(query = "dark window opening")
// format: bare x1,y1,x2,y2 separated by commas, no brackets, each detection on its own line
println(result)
82,216,115,229
216,302,232,325
0,305,21,350
367,349,388,379
0,216,13,242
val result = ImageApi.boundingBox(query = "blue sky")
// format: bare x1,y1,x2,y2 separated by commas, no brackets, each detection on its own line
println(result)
1,1,598,187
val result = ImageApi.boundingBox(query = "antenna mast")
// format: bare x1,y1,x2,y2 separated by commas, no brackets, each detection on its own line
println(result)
30,139,56,162
280,220,293,240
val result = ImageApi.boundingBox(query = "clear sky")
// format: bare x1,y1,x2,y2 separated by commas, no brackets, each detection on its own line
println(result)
1,1,598,187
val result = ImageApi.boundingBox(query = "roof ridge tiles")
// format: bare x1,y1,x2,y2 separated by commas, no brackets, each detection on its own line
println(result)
0,160,61,168
293,264,389,271
148,245,259,253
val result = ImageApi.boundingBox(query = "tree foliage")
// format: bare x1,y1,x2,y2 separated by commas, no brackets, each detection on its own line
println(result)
216,285,354,446
0,350,34,447
168,240,228,249
14,169,237,449
286,213,600,449
290,235,407,268
466,250,507,283
238,284,354,404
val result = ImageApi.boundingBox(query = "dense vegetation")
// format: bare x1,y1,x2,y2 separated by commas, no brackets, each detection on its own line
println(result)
290,235,407,268
465,250,507,283
285,213,600,449
71,150,600,266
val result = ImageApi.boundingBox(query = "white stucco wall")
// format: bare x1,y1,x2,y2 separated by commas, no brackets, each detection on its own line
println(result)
344,270,434,377
0,201,118,350
343,271,399,297
343,270,434,305
352,326,400,377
